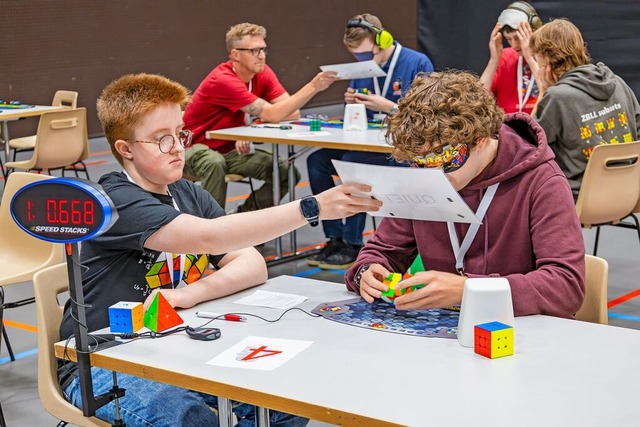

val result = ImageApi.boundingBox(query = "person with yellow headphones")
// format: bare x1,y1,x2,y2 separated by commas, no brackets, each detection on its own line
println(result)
306,13,434,270
480,1,543,114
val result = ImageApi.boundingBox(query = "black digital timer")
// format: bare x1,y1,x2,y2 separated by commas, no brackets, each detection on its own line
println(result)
10,177,118,243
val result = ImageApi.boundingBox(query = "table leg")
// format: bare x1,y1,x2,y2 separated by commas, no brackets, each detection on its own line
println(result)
256,407,271,427
217,397,234,427
271,143,283,258
288,144,297,255
1,121,9,157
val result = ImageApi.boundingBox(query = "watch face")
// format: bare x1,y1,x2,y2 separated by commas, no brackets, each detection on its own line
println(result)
301,196,319,217
301,196,319,226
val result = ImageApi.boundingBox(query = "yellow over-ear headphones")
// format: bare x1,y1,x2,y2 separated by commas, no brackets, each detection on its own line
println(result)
507,1,543,30
346,18,395,49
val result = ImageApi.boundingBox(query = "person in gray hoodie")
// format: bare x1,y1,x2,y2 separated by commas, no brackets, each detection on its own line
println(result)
530,18,640,198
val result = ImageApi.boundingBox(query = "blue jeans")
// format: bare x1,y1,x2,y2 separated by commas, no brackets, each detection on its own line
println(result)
64,367,309,427
307,149,400,246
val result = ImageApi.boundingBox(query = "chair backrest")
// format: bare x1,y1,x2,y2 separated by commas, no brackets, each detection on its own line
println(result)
0,172,64,286
27,108,89,171
52,90,78,108
576,255,609,325
33,263,110,427
576,141,640,227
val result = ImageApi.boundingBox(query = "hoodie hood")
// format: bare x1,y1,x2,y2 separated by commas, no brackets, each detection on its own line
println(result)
556,63,617,101
464,112,554,191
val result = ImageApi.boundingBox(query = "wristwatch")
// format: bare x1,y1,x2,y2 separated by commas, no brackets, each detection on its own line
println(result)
354,264,371,289
389,104,399,115
299,196,320,227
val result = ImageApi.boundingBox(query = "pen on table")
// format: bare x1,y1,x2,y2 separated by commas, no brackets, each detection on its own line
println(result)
251,124,292,130
196,311,247,322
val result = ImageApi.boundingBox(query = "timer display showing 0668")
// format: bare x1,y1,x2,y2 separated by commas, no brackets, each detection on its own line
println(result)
26,198,97,225
10,177,117,244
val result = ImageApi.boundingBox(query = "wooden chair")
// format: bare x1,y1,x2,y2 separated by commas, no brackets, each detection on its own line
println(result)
0,172,64,362
33,263,110,427
9,90,78,162
5,108,90,179
576,255,609,325
575,141,640,255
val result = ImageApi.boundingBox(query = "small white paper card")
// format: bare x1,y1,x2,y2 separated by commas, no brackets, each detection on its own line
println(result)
234,290,308,310
286,131,332,137
206,336,313,370
333,160,480,224
320,60,386,80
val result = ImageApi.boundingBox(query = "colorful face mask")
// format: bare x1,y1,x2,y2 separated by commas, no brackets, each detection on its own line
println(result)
412,142,470,173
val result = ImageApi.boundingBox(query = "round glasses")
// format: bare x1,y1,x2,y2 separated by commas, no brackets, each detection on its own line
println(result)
129,129,193,153
234,46,269,57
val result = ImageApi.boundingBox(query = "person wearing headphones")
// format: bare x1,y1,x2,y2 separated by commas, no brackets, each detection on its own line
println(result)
480,1,543,114
306,13,434,270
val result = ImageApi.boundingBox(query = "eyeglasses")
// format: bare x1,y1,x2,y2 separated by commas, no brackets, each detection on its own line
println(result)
412,142,470,173
305,114,329,121
234,46,269,56
129,129,193,153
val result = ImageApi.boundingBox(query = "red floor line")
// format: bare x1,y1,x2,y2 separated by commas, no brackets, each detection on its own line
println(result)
607,288,640,308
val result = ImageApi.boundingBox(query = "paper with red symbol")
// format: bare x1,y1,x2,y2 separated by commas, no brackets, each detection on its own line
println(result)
206,336,313,370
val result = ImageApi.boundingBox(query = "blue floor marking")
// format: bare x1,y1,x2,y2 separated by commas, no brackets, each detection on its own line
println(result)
293,268,347,278
293,268,322,277
608,312,640,322
0,347,38,365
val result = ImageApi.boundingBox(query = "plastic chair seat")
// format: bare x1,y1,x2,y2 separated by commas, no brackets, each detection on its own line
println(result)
8,90,78,162
33,263,110,427
7,135,36,150
576,255,608,325
575,141,640,255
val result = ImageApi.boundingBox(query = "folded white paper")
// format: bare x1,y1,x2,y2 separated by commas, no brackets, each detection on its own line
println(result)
332,160,480,223
320,60,386,80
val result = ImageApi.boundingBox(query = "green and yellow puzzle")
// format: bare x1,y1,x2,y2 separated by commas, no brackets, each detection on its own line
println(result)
380,273,424,303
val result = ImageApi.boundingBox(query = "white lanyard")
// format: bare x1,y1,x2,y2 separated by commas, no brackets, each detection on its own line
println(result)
244,79,253,125
517,56,535,113
123,170,185,288
373,43,402,98
166,194,185,288
447,183,499,274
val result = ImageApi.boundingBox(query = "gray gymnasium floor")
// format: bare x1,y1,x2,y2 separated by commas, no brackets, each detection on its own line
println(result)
2,119,640,426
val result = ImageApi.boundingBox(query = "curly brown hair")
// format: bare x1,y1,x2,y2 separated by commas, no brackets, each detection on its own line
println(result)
385,70,504,162
529,18,590,79
97,73,190,166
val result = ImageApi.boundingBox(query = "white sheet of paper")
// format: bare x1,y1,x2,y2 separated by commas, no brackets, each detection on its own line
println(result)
286,131,332,137
234,290,308,310
320,60,386,80
206,336,313,371
333,160,481,224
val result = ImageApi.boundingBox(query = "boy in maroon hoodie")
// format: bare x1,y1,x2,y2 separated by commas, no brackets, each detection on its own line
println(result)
346,70,585,318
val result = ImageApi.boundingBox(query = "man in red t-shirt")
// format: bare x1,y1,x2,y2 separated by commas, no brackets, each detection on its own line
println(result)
184,22,337,211
479,1,542,115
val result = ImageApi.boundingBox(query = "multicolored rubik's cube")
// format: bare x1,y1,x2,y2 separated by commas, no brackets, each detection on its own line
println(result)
380,272,424,303
108,301,144,333
474,321,514,359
